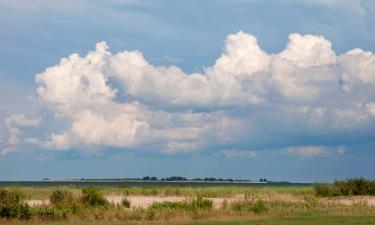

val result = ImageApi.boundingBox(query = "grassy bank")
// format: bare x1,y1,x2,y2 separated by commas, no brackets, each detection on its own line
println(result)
1,184,375,224
6,214,375,225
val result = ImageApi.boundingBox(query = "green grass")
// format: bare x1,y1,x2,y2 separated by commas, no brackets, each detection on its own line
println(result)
182,214,375,225
5,185,314,199
2,185,375,224
8,214,375,225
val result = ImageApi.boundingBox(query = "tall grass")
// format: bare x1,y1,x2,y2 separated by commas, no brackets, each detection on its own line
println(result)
81,187,107,207
0,188,31,220
1,183,375,223
315,178,375,197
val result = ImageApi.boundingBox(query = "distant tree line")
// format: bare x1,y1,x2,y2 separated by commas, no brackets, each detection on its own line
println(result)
141,176,269,182
43,176,270,183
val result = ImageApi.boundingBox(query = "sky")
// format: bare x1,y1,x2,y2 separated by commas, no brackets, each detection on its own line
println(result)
1,0,375,182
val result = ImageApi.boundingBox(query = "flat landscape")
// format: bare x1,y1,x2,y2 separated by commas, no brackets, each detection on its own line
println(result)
2,1,375,225
1,179,375,224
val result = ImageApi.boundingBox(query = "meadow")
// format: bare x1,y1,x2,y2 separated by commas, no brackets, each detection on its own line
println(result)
1,179,375,224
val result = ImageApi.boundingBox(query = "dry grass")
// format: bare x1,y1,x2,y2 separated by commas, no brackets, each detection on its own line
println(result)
2,185,375,224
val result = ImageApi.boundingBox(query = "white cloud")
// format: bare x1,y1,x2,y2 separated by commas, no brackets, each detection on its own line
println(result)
285,146,345,158
1,114,40,154
280,33,336,68
3,31,375,156
366,103,375,116
222,150,256,158
336,146,346,154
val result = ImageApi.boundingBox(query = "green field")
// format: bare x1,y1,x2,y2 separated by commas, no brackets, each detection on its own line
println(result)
1,184,375,225
9,214,375,225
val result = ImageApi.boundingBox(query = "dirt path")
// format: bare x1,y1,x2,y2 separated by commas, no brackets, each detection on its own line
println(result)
106,195,243,209
25,195,240,209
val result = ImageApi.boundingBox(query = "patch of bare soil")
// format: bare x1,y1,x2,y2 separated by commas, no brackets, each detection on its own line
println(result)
331,196,375,206
25,195,241,209
107,196,243,209
25,199,50,206
25,195,375,208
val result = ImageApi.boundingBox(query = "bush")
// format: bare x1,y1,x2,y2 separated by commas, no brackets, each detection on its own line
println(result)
149,197,213,212
191,197,213,210
0,188,22,205
122,198,131,208
50,190,74,208
34,206,67,221
0,188,31,220
0,202,32,219
315,178,375,197
232,200,268,213
19,204,32,220
0,203,21,218
251,200,268,213
314,183,334,197
81,187,107,207
149,201,185,210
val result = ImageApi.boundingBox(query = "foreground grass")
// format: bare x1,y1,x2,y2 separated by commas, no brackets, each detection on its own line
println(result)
185,214,375,225
2,185,375,224
10,214,375,225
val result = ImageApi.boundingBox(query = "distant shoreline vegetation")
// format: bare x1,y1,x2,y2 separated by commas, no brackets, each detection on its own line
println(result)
41,176,274,183
0,177,303,188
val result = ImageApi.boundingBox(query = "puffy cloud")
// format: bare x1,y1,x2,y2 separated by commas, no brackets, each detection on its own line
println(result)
280,33,336,68
285,146,345,158
1,114,40,155
3,31,375,156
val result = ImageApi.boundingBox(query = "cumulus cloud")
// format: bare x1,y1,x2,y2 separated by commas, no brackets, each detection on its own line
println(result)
1,114,40,155
285,146,345,158
2,31,375,156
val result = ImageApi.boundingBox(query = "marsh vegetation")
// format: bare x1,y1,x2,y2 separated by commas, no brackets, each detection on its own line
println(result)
1,178,375,224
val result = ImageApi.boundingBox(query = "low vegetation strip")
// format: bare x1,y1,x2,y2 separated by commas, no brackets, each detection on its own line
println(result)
180,214,375,225
1,178,375,224
6,214,375,225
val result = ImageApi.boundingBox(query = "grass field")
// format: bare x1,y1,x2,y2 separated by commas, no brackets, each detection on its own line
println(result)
1,184,375,224
8,214,375,225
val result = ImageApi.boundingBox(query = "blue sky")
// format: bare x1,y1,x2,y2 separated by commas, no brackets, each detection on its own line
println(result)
1,0,375,182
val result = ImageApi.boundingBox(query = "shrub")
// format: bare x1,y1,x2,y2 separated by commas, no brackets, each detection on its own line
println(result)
232,200,268,213
314,183,333,197
122,198,131,208
149,201,185,210
34,206,66,221
315,178,375,197
146,208,156,220
0,188,22,205
50,190,74,208
0,188,31,220
251,200,268,213
191,197,213,210
81,187,107,207
0,203,20,218
149,197,213,212
19,204,32,220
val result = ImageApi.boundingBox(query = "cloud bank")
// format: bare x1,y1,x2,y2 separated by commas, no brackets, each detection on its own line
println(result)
2,31,375,156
